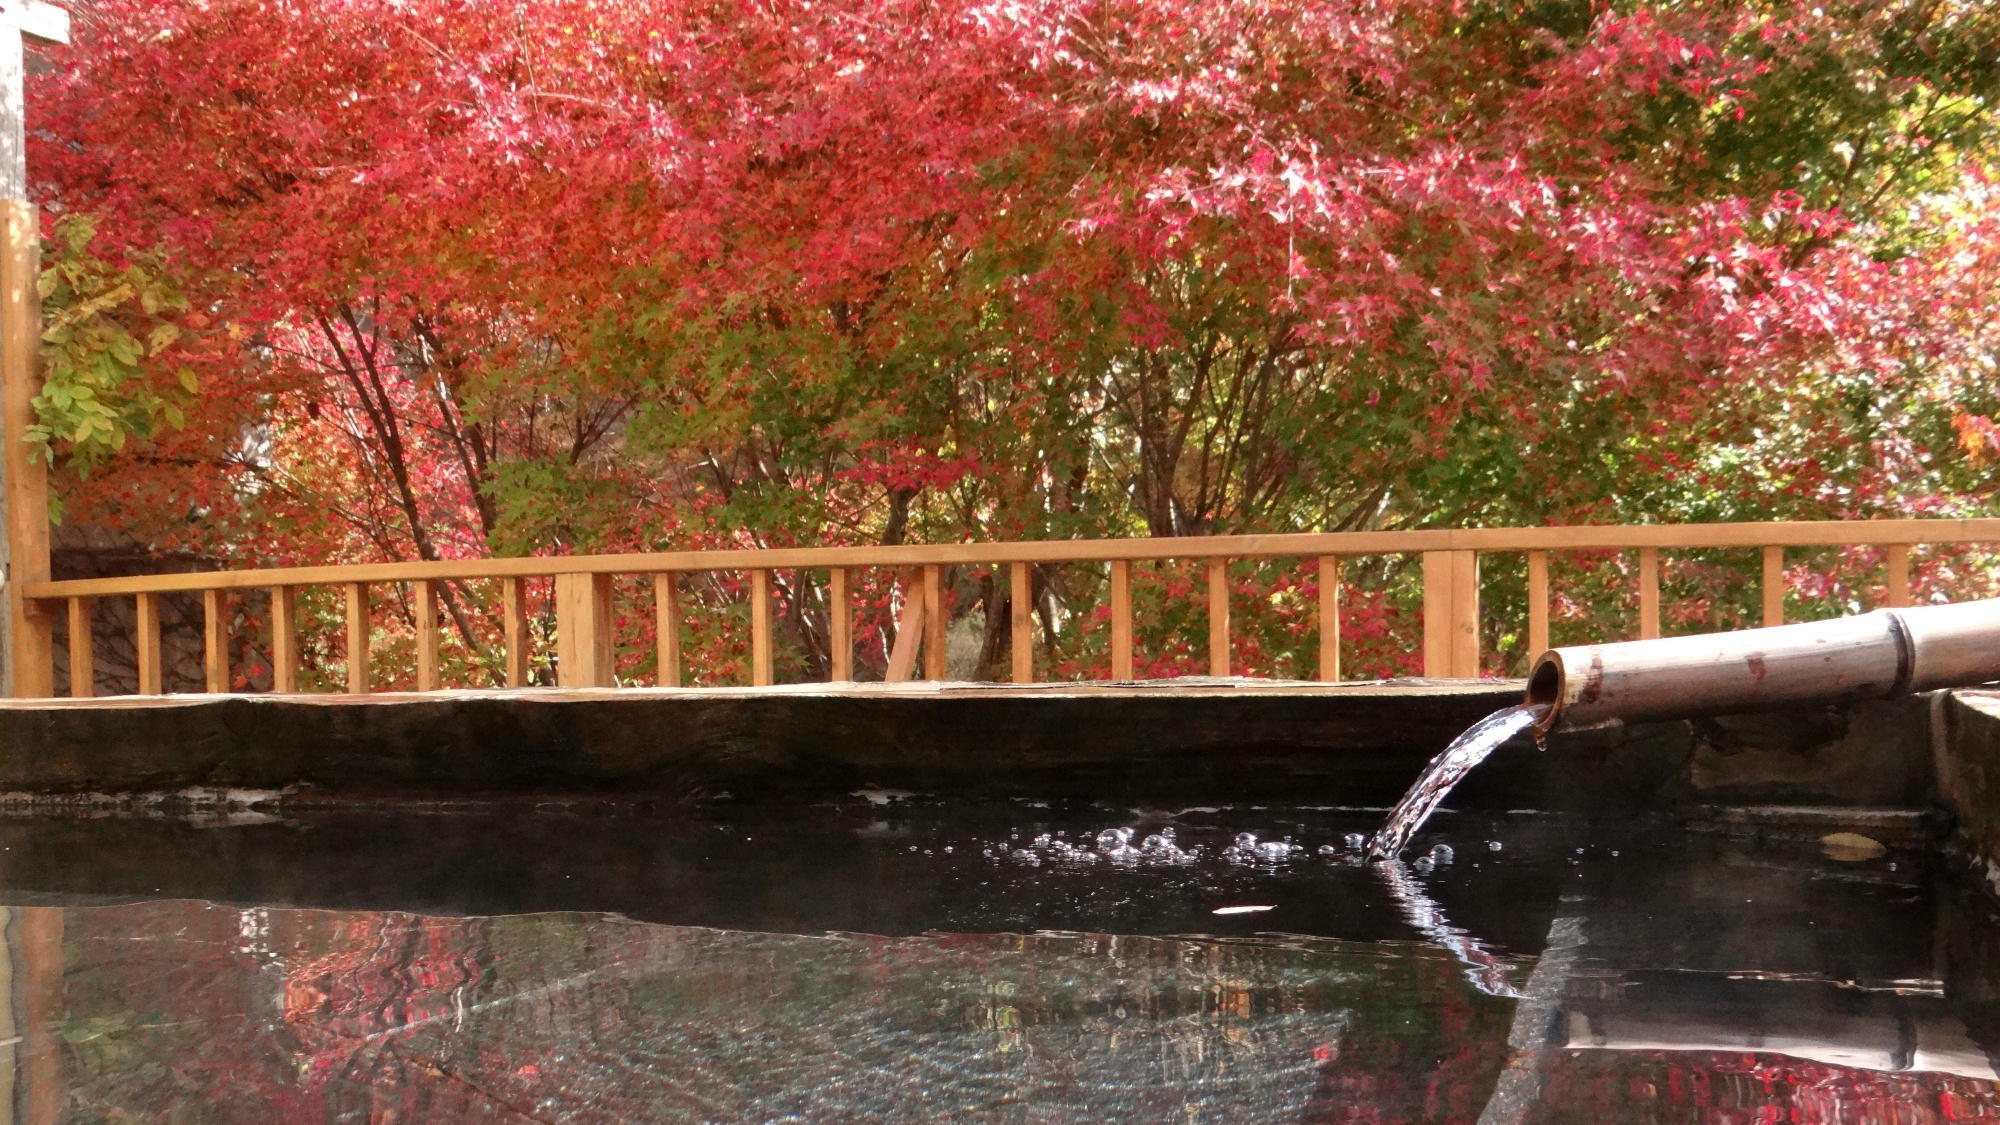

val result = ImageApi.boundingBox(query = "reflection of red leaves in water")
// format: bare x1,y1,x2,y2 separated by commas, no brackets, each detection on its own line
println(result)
1537,1050,2000,1124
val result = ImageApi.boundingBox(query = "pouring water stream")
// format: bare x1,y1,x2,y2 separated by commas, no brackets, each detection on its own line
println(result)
1366,703,1548,861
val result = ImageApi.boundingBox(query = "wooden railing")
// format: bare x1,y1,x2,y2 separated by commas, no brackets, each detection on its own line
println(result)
15,518,2000,697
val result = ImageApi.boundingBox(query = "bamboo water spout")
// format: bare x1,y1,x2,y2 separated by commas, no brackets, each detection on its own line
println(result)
1525,598,2000,733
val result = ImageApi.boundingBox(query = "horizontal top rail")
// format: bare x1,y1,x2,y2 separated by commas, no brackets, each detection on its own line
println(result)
22,518,2000,600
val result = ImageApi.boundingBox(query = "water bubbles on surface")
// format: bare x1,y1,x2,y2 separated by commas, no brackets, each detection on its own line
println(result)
1234,832,1259,850
1316,844,1340,856
1488,841,1503,852
1411,856,1435,874
1011,849,1041,865
1033,833,1054,849
1096,827,1135,851
1428,844,1454,865
1344,833,1368,852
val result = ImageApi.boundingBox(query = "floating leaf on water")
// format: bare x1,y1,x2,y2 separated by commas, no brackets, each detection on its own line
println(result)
1821,832,1887,862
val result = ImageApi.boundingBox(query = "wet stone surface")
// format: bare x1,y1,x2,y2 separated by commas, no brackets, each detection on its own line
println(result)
0,798,1997,1122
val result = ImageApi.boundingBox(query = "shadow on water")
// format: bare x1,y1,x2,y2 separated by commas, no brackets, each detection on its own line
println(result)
0,799,1997,1121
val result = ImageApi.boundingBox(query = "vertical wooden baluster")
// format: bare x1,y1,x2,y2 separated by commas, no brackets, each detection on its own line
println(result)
1637,547,1661,640
269,585,298,692
1886,544,1912,609
654,572,681,687
922,564,946,680
135,591,162,695
501,576,528,687
1009,561,1033,684
202,588,228,692
884,570,924,682
827,568,851,682
1206,557,1230,677
1450,550,1480,677
414,579,439,691
1761,546,1784,627
750,568,773,686
344,581,370,693
1421,551,1449,677
1527,550,1550,657
66,596,92,698
1110,559,1133,680
553,572,614,688
1317,555,1340,683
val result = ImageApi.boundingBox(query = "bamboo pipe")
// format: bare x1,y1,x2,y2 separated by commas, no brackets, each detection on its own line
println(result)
1526,598,2000,732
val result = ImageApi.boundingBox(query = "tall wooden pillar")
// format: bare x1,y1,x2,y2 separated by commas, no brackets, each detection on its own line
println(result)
0,4,69,698
1,197,50,697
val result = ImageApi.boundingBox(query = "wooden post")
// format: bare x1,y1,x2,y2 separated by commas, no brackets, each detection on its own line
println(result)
64,594,88,697
750,568,772,686
413,579,439,690
653,572,680,686
1206,557,1229,677
1422,550,1480,678
1317,555,1340,682
826,567,851,682
553,571,614,688
500,576,528,687
134,590,161,694
0,6,67,698
1,198,48,697
1886,544,1912,609
268,585,298,692
1761,546,1784,627
1637,547,1661,640
202,588,227,692
1009,561,1033,684
1109,559,1133,680
1527,550,1550,657
344,581,369,693
922,564,945,680
884,571,924,682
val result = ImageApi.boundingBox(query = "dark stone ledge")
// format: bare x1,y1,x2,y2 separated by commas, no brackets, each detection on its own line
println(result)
0,678,1939,810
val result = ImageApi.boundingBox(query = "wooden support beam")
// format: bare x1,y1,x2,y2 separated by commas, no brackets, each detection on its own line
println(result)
1317,555,1340,683
1009,561,1033,684
1109,559,1133,680
1886,544,1912,609
1206,558,1229,677
269,586,297,692
501,576,528,687
413,579,439,690
135,591,161,695
653,572,680,687
1637,547,1661,640
1527,550,1550,657
826,567,851,682
202,587,227,692
1422,550,1480,678
2,198,49,696
553,572,614,688
922,564,945,680
884,573,924,682
750,568,772,686
1761,546,1785,627
344,582,369,693
65,594,89,698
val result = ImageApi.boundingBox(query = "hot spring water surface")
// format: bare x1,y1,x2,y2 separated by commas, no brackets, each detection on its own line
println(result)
0,799,1996,1122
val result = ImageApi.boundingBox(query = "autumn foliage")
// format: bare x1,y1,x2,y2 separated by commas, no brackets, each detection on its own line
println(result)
23,0,2000,685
